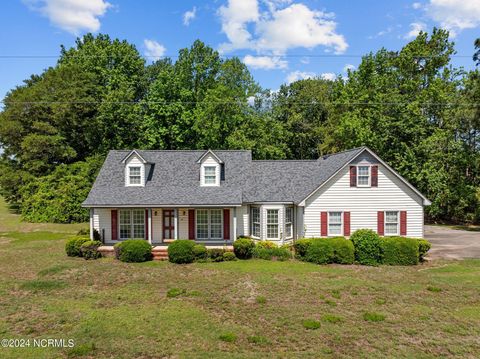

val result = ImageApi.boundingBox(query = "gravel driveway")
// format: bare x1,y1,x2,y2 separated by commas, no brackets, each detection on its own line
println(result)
425,225,480,260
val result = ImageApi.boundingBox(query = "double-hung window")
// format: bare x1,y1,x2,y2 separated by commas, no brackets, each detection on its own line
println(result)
385,211,399,235
328,212,343,236
119,209,145,239
251,207,260,237
129,166,141,185
357,165,370,187
196,209,223,240
285,207,293,238
204,166,217,185
266,209,279,239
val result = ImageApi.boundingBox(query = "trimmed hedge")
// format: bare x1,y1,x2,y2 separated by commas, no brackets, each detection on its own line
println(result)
223,251,237,261
350,229,382,266
417,239,431,262
193,244,208,260
253,244,292,261
293,238,312,258
115,239,152,263
80,240,102,260
207,248,225,262
65,236,90,257
380,236,419,265
330,237,355,264
233,237,255,259
304,239,334,264
168,240,196,264
295,237,354,265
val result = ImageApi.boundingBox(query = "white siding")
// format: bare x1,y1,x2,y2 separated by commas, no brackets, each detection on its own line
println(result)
304,157,424,238
296,206,304,238
152,208,162,244
237,205,249,237
178,208,189,239
93,208,113,243
125,155,145,186
200,155,220,186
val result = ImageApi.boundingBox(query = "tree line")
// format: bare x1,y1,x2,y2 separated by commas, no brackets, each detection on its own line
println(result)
0,29,478,224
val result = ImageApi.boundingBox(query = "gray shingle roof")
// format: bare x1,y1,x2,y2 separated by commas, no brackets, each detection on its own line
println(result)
82,148,364,207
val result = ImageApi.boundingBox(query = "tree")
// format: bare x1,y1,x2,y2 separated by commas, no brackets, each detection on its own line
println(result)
474,38,480,66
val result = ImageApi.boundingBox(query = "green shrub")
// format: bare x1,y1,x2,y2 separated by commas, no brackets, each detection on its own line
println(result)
207,248,225,262
330,237,355,264
192,244,207,261
65,236,90,257
168,240,195,264
256,240,277,249
116,239,152,263
293,238,312,258
417,239,431,262
253,245,291,261
80,240,102,260
302,319,321,330
350,229,381,265
380,236,419,265
223,251,237,261
304,239,334,264
233,237,255,259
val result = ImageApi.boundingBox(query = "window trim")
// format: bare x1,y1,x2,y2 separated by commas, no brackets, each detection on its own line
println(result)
384,210,399,236
203,166,217,185
118,209,145,240
285,206,293,239
328,211,343,237
127,165,143,186
266,209,279,240
195,209,223,241
356,165,371,187
250,206,261,238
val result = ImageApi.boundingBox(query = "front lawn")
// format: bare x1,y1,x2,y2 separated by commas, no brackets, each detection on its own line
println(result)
0,201,479,358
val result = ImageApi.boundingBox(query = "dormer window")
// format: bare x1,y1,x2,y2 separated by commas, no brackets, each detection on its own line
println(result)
129,167,141,185
204,166,217,185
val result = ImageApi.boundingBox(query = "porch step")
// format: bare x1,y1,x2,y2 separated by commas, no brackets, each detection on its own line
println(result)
152,247,169,261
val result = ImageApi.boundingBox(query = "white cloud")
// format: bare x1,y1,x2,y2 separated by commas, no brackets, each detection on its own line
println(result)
143,39,166,60
404,22,426,39
183,6,196,26
286,70,315,84
23,0,111,35
243,55,287,70
343,64,355,72
320,72,336,81
423,0,480,37
368,26,393,39
412,2,422,9
218,0,347,56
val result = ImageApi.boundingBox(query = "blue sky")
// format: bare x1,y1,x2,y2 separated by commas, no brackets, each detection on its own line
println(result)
0,0,479,102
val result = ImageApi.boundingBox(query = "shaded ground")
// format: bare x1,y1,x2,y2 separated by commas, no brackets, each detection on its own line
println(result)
425,225,480,260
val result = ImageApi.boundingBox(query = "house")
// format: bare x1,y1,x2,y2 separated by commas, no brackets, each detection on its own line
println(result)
82,147,431,245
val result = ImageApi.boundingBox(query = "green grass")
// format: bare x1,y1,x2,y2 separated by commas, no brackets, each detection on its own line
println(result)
1,198,480,358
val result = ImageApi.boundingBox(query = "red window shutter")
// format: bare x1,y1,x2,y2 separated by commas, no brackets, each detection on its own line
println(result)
350,166,357,187
223,209,230,240
371,165,378,187
344,212,351,236
111,210,118,240
400,211,407,236
188,210,195,240
321,212,328,237
145,209,149,240
377,211,384,236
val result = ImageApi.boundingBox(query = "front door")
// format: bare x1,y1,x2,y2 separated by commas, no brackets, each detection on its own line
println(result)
163,210,175,240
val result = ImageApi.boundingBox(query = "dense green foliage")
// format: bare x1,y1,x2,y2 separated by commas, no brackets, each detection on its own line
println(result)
192,244,208,260
233,237,255,259
80,240,102,260
304,239,335,264
293,238,313,258
252,244,292,261
417,239,432,262
65,236,90,257
300,237,354,264
330,237,355,264
350,229,382,266
0,30,479,224
115,239,152,263
380,237,419,265
167,240,196,264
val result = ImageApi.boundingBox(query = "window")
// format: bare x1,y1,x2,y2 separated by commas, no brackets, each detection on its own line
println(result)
129,166,141,185
328,212,342,236
266,209,279,239
385,211,399,235
285,207,293,238
196,209,223,240
204,166,217,185
251,207,260,237
119,209,145,239
357,165,370,187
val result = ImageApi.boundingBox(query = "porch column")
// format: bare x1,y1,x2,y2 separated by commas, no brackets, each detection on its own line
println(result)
89,208,94,240
148,208,152,245
233,207,237,241
174,209,178,240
